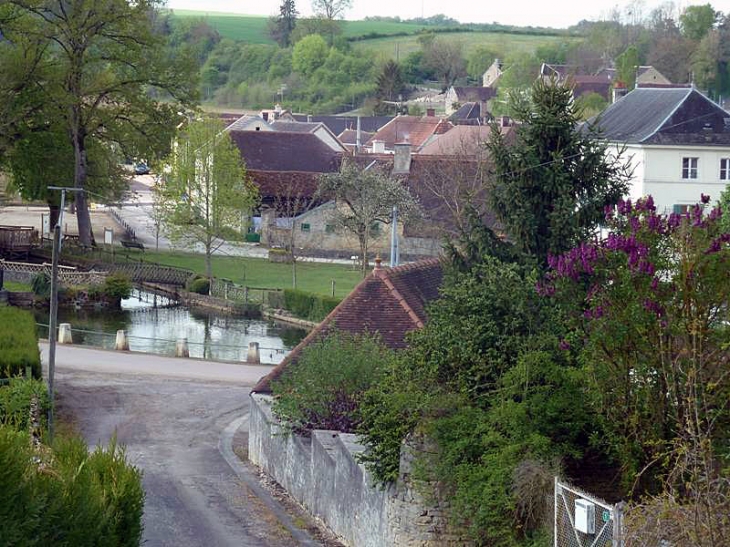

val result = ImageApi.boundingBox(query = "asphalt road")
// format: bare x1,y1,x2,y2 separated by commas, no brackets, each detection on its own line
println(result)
43,344,318,547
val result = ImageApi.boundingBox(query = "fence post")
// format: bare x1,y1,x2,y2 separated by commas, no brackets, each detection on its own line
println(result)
331,279,335,297
613,501,626,547
58,323,73,344
115,330,130,351
244,286,249,303
247,342,260,364
554,476,559,547
175,337,189,358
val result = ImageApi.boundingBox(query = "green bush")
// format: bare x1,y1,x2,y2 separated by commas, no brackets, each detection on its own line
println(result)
0,377,49,432
0,307,41,379
103,273,132,301
283,289,340,322
272,331,393,433
266,290,285,309
0,426,145,547
188,277,210,295
31,272,51,297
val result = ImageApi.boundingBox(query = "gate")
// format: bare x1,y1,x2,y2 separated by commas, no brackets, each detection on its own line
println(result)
554,477,624,547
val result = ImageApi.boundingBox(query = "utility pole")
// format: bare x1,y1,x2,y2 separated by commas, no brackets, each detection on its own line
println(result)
390,206,399,267
46,186,83,440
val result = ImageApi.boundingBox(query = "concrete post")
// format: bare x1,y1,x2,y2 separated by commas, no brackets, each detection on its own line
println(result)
115,330,129,351
58,323,73,344
175,337,189,358
247,342,260,364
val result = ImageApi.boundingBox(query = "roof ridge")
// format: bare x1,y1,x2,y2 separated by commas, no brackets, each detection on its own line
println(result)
376,272,425,329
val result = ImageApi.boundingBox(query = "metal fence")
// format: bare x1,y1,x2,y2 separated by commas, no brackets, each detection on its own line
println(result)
554,477,624,547
210,278,282,306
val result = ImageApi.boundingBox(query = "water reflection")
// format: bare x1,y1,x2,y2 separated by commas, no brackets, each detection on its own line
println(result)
35,290,306,364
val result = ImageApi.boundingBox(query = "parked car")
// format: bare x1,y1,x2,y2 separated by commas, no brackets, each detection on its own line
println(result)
134,162,150,175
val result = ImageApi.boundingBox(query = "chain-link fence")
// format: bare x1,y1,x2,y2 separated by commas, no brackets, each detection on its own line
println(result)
554,477,625,547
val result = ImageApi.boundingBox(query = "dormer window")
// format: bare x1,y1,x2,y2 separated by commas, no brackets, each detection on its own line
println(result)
682,157,698,179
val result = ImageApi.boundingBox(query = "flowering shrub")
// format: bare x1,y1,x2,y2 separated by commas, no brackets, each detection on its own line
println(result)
545,195,730,492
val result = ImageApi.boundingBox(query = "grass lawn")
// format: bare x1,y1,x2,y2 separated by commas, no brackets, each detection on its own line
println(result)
121,249,365,298
2,281,31,292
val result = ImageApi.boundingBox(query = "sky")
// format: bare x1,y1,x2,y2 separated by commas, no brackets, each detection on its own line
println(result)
165,0,713,30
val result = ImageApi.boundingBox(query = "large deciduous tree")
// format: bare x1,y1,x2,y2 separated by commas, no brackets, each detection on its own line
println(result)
160,117,259,283
311,0,351,21
679,3,717,41
421,36,466,92
317,159,421,276
7,0,197,247
485,78,631,266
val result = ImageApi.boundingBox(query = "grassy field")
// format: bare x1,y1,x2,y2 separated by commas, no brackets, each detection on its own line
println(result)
2,281,31,292
353,31,578,59
121,249,364,298
167,10,427,43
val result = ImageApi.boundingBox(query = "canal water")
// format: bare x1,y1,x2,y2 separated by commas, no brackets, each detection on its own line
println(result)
35,289,307,364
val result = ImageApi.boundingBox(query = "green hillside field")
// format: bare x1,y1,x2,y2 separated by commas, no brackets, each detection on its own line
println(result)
167,10,577,57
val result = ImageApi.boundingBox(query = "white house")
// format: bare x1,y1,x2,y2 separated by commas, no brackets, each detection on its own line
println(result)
594,87,730,214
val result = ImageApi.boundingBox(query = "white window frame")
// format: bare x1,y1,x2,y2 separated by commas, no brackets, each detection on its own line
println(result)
682,157,698,179
720,158,730,181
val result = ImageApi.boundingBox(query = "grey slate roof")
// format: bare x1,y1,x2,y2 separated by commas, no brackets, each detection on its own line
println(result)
593,88,730,145
290,115,393,135
228,130,342,172
270,120,320,133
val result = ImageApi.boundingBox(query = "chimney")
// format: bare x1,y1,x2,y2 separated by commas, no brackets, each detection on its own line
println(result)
261,111,269,122
501,116,511,127
374,254,382,270
307,115,312,123
393,142,412,174
372,140,385,154
612,83,627,104
356,115,362,153
426,108,435,117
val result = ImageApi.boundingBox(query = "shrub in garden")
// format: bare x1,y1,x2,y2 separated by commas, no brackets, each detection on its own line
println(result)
188,276,210,295
31,272,51,297
272,331,393,433
0,377,49,431
0,427,145,546
0,306,41,378
103,273,132,302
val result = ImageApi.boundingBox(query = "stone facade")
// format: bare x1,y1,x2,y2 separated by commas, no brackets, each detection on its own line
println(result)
249,394,473,546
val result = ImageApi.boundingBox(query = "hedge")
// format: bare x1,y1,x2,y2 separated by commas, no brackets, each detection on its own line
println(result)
283,289,340,322
0,307,41,379
0,427,144,547
0,377,49,432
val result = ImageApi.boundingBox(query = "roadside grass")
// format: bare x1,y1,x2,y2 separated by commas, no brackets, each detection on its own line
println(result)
121,249,364,298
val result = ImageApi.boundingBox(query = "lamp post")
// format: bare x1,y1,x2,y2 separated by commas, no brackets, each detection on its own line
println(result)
46,186,84,440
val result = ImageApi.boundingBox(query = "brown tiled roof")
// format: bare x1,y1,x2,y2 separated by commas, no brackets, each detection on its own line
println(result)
229,130,342,173
365,115,454,151
338,129,374,145
419,125,510,156
248,170,323,203
251,259,444,393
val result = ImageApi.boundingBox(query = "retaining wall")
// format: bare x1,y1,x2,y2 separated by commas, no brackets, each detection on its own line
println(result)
249,393,471,546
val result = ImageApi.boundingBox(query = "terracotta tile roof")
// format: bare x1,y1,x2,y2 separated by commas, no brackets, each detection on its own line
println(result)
251,258,444,393
229,130,342,173
419,125,511,156
365,115,454,151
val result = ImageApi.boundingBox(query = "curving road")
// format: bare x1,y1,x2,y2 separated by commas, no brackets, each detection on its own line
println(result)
43,344,320,547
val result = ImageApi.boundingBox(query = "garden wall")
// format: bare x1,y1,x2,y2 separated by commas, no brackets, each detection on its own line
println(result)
249,394,471,547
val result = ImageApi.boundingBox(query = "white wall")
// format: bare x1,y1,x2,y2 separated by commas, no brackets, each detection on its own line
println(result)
612,143,730,213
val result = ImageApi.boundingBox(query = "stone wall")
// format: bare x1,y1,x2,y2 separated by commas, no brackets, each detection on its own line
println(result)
249,394,471,546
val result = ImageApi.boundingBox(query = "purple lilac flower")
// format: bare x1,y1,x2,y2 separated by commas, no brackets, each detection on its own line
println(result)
701,194,711,204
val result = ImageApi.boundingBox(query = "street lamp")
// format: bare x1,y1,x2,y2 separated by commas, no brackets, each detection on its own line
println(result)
46,186,84,440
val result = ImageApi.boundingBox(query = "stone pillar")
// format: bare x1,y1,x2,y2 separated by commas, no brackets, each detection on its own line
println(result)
58,323,73,344
115,330,129,351
247,342,260,364
175,337,189,358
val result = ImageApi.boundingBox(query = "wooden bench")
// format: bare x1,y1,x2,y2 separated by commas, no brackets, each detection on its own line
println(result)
121,239,145,251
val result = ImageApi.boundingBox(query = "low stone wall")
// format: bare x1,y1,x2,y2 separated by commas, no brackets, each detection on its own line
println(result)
249,394,470,546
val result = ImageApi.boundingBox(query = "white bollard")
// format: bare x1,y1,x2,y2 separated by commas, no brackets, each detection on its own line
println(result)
247,342,260,364
175,337,189,358
115,330,129,351
58,323,73,344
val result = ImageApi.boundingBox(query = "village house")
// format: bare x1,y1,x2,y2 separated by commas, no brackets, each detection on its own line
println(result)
444,86,497,115
593,87,730,214
482,58,503,88
364,113,453,153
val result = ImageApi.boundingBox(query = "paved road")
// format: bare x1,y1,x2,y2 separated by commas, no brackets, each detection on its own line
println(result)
43,344,317,547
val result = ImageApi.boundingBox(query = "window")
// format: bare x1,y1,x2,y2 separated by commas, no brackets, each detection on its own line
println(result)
682,157,698,179
721,158,730,180
673,204,690,215
300,223,311,233
325,224,335,234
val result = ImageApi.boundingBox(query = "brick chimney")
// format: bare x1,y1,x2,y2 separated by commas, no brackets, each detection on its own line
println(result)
393,142,412,174
426,108,435,117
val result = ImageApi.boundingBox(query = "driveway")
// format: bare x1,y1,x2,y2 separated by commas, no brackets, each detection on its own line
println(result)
45,344,320,547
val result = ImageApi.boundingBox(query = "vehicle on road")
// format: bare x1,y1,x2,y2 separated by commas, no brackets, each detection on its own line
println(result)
135,162,150,175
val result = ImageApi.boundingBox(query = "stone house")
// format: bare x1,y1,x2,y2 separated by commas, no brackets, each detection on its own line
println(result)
482,58,503,88
444,86,497,115
593,87,730,214
364,114,453,153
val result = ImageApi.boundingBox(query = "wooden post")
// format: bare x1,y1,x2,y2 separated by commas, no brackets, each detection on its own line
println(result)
331,279,335,297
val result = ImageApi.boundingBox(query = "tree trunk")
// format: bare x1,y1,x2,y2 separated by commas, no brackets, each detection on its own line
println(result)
70,105,94,247
205,237,213,295
359,231,369,277
47,203,60,231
